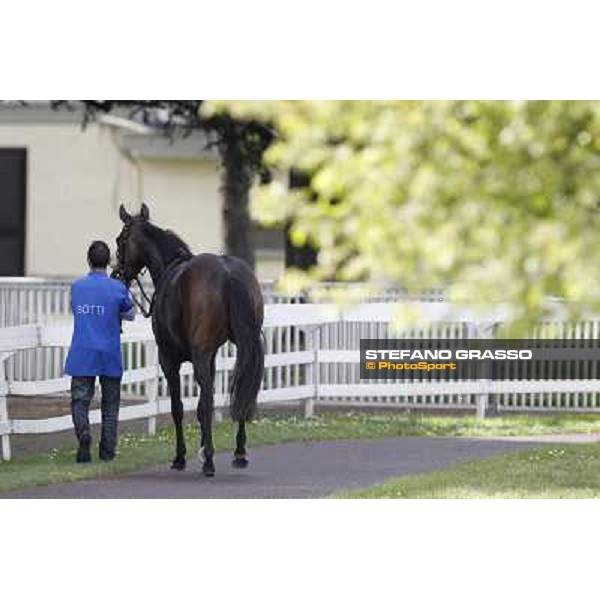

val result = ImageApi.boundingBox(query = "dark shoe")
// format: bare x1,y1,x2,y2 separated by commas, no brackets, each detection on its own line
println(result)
76,434,92,463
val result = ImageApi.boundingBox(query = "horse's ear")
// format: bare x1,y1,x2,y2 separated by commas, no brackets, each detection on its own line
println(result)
119,204,132,223
140,202,150,221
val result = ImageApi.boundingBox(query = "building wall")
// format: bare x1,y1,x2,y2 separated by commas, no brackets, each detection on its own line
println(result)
136,158,222,257
0,117,282,279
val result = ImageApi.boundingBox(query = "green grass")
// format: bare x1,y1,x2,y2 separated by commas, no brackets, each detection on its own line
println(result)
334,443,600,498
3,411,600,493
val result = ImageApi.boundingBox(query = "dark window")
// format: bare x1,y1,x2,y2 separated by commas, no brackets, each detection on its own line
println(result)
0,148,27,275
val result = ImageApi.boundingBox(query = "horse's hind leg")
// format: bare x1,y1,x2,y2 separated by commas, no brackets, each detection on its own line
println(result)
232,421,249,468
161,357,185,470
193,350,216,477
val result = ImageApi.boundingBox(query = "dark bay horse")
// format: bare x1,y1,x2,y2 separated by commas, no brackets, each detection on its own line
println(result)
113,203,264,477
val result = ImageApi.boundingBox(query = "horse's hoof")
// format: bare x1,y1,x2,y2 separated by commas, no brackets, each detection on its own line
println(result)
170,458,186,470
232,457,249,469
202,463,215,477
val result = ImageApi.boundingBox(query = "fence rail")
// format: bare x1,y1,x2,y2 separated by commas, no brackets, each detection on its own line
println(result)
0,278,441,389
3,300,600,460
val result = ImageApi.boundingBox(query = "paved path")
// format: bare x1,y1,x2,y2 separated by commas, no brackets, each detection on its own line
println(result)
2,436,533,499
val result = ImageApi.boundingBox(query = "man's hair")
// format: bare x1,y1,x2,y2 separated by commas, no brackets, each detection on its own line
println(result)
87,240,110,269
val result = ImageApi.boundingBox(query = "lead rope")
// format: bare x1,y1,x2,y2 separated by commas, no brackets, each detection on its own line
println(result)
132,275,155,318
130,255,189,318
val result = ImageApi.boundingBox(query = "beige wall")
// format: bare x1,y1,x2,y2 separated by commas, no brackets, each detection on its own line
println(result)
0,123,224,277
136,158,223,257
0,123,125,276
0,119,284,280
256,253,286,281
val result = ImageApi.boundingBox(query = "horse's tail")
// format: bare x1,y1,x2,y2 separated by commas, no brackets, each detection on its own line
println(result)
228,269,264,422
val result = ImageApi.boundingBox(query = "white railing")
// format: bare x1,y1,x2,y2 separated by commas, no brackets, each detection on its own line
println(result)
0,278,307,392
0,278,303,328
0,278,437,388
2,301,600,460
0,277,439,327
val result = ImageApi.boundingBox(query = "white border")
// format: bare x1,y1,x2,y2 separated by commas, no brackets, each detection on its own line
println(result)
2,1,599,594
1,501,598,599
2,1,600,98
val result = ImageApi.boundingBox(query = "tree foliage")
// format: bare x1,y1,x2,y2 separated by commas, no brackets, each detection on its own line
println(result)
208,100,600,330
55,100,273,268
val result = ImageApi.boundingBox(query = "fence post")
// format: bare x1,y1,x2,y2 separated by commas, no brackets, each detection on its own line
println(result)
146,341,159,436
0,354,11,461
213,347,226,423
303,326,319,418
473,321,495,419
476,388,488,419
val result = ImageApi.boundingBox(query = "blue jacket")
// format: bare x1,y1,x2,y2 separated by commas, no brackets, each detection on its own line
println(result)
65,271,135,378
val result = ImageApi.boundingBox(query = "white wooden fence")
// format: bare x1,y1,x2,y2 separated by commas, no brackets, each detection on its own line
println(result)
0,278,305,396
3,300,600,461
0,278,437,391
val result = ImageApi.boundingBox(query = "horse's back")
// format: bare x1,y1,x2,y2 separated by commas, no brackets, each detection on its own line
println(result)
178,253,263,349
182,253,256,287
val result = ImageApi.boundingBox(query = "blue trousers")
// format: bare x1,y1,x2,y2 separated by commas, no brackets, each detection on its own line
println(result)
71,376,121,457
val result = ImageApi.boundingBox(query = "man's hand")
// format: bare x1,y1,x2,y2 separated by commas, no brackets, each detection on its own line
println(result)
120,306,136,322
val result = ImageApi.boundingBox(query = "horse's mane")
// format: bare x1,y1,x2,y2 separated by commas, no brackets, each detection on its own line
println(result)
141,221,193,262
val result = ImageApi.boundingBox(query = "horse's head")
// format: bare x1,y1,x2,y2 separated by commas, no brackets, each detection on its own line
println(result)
112,202,151,285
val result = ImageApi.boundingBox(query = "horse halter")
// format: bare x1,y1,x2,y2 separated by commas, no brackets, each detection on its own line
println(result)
132,272,154,318
115,224,189,318
114,223,153,317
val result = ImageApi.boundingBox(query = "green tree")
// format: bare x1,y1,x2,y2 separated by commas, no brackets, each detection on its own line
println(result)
206,100,600,331
59,100,273,269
